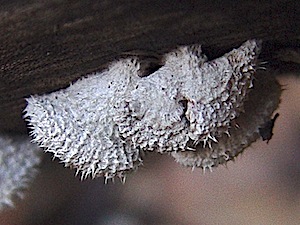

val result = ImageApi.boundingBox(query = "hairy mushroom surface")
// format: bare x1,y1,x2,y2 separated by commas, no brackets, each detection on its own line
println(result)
24,40,281,180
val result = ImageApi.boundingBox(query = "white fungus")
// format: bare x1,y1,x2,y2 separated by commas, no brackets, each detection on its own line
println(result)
172,74,281,171
0,134,41,210
24,40,281,180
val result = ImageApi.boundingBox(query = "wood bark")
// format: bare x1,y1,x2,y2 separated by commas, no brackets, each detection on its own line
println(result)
0,0,299,133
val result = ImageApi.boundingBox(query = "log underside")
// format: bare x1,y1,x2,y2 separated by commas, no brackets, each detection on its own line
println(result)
0,0,299,133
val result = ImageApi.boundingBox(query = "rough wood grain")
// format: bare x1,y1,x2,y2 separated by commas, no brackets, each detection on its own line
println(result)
0,0,299,133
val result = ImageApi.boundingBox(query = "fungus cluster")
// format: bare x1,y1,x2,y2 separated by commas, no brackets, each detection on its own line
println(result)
23,40,281,181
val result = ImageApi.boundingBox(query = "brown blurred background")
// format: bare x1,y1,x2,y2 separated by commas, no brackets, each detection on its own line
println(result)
0,0,299,224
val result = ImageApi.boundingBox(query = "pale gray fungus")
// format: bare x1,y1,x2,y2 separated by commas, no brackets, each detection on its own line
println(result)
0,134,41,210
24,40,281,180
172,74,281,171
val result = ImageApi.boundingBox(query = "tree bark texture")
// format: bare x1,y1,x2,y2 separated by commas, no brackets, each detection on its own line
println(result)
0,0,299,133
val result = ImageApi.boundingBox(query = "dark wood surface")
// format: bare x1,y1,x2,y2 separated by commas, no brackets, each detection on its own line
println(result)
0,0,299,133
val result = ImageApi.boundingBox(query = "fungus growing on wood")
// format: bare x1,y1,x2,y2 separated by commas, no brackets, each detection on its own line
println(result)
24,40,281,181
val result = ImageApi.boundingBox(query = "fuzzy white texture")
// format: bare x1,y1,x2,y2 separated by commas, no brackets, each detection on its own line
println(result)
24,40,280,180
172,74,281,171
0,134,41,210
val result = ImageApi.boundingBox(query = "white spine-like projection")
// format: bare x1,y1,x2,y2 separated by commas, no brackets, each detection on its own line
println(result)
24,40,281,181
0,134,41,210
